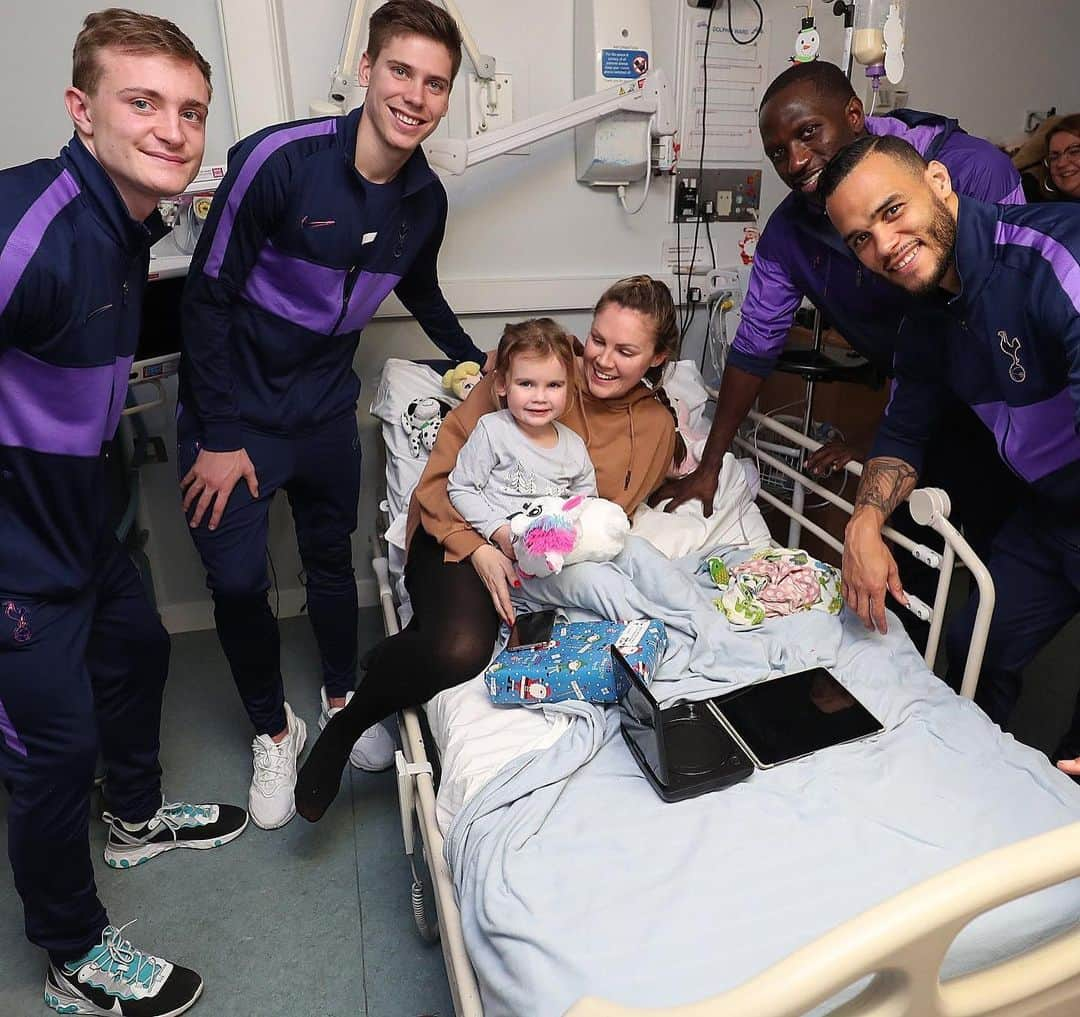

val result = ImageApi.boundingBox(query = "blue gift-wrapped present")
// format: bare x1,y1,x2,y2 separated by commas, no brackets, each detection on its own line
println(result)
485,619,667,704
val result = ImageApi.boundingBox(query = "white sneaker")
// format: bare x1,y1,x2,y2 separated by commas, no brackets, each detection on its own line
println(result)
248,702,307,829
319,687,395,772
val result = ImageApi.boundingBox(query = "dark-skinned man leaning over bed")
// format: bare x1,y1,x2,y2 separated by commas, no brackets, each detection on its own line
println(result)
822,132,1080,782
649,61,1025,645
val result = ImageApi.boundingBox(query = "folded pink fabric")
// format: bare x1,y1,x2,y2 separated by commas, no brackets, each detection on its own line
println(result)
730,557,822,618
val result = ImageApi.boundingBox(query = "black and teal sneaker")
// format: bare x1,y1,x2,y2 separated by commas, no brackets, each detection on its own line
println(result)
103,800,248,869
44,924,202,1016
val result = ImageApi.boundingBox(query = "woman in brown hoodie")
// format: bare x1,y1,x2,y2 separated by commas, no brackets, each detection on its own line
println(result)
295,276,681,821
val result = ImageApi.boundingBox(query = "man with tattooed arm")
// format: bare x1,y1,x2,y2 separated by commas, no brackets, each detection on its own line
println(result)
820,133,1080,781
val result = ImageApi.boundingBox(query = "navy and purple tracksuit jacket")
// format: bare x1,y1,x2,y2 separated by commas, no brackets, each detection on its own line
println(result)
179,106,483,452
0,136,167,600
728,110,1024,377
872,196,1080,509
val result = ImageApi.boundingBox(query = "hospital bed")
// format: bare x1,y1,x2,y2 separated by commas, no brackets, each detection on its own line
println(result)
368,358,1080,1017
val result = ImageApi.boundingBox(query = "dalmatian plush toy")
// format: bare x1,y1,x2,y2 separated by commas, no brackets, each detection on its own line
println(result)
401,397,452,457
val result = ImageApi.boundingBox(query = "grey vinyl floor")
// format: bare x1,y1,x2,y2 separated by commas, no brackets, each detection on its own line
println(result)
0,608,455,1017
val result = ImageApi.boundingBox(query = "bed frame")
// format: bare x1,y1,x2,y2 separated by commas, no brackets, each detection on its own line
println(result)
372,409,1080,1017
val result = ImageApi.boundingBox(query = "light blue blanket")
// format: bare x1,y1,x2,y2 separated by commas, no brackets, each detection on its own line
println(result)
446,538,1080,1017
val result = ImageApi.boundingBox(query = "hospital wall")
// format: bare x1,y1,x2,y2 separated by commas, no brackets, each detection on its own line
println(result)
5,1,1080,629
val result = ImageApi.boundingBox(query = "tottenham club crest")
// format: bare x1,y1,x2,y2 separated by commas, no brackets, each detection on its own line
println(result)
997,331,1026,383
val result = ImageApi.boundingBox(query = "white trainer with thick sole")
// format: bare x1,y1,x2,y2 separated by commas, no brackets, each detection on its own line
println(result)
248,701,307,829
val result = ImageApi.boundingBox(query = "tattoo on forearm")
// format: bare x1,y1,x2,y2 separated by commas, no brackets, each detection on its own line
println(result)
854,457,918,519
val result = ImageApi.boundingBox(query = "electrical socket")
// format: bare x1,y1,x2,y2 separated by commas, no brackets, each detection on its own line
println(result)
687,286,702,303
673,168,761,223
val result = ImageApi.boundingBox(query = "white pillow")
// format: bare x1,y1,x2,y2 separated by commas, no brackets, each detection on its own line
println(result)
661,359,712,437
630,452,771,557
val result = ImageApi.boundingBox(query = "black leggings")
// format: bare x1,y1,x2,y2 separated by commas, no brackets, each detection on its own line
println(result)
295,527,500,820
363,526,500,712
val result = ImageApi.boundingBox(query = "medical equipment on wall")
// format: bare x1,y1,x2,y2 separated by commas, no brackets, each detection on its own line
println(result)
850,0,909,107
573,0,654,187
425,71,673,178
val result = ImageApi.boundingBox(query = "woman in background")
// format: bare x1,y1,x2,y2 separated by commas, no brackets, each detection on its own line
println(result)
1043,116,1080,201
1016,113,1080,202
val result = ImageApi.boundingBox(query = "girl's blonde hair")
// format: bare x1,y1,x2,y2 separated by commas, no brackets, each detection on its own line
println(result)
495,318,577,397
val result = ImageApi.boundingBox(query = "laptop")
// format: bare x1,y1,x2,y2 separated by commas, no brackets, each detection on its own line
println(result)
614,647,754,802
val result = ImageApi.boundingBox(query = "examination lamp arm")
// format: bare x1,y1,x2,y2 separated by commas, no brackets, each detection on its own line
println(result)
425,70,675,175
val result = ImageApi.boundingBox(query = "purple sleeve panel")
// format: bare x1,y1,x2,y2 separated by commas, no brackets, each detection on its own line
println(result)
727,221,803,377
0,347,126,457
865,115,943,154
0,169,79,320
337,272,402,334
999,181,1026,206
203,119,336,280
940,135,1023,205
0,697,28,759
971,391,1080,483
241,240,350,334
995,221,1080,315
867,115,1023,205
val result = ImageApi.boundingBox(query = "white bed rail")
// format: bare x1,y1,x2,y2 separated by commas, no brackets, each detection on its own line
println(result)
735,410,995,700
566,820,1080,1017
370,535,484,1017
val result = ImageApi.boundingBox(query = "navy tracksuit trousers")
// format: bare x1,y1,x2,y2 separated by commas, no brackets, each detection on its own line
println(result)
178,413,362,736
947,504,1080,752
0,539,168,962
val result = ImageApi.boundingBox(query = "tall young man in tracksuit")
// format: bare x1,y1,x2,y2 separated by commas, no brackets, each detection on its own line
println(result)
651,63,1025,639
178,0,486,829
0,11,248,1017
823,133,1080,781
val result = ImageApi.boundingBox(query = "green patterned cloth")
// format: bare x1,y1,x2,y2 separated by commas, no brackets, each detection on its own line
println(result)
707,547,843,630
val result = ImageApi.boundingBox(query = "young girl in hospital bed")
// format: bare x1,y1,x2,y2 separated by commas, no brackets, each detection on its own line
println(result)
294,275,681,821
446,319,597,568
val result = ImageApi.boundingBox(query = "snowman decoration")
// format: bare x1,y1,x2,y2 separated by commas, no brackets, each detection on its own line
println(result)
792,16,820,63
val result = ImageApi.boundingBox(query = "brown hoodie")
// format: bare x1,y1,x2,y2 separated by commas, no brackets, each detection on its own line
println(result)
407,364,677,562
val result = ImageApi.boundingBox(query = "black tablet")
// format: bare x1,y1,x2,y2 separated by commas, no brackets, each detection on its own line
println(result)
708,668,883,768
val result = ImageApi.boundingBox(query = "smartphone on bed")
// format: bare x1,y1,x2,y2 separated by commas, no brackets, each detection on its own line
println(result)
506,610,557,652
